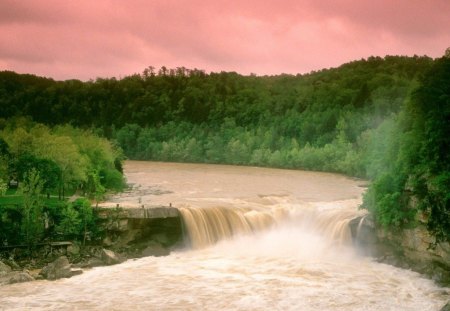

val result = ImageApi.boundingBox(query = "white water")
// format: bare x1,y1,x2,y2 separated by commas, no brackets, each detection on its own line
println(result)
0,161,448,310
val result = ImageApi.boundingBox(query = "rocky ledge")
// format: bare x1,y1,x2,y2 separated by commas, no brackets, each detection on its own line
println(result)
350,214,450,287
0,237,176,286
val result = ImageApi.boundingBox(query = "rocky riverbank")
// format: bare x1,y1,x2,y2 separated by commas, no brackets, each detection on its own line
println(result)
350,214,450,287
0,205,184,286
0,237,179,286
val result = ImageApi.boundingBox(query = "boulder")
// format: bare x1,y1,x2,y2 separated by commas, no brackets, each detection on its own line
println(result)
101,249,125,265
8,272,34,284
0,261,12,276
40,256,73,280
141,241,170,257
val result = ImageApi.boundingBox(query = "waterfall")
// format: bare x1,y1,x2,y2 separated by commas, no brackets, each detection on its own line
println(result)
178,205,279,249
178,199,367,249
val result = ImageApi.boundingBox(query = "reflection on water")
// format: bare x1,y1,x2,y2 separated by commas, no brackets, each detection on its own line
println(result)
0,161,448,310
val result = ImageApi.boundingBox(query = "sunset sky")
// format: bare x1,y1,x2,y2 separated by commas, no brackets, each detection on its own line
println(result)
1,0,449,80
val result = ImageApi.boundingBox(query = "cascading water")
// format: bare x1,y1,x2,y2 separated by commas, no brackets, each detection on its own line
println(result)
177,197,365,249
0,161,448,310
178,205,282,249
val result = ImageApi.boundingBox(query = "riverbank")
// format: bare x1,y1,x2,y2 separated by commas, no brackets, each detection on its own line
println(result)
351,214,450,287
0,234,180,285
0,204,184,285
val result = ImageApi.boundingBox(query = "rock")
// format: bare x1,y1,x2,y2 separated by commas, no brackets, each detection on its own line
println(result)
141,241,170,257
67,244,80,256
0,270,35,285
70,269,83,276
0,261,12,276
8,272,34,284
84,258,104,268
101,249,125,265
40,256,73,280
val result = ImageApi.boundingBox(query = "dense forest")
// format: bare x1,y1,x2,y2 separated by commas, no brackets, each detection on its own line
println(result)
0,54,448,243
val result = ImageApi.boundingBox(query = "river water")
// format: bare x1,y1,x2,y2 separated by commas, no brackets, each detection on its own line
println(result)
0,161,448,310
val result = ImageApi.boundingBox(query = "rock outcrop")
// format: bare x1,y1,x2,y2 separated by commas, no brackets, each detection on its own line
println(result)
350,214,450,286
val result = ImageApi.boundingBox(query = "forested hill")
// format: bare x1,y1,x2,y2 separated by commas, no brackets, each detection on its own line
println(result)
1,54,449,241
0,56,432,130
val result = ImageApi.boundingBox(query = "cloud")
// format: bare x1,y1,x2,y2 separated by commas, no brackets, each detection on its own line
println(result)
0,0,449,80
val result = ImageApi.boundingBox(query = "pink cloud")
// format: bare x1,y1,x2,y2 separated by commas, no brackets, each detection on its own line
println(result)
0,0,449,80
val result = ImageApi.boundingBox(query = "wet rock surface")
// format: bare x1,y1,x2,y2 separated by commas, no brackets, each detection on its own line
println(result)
0,261,35,285
40,256,81,280
101,249,125,265
8,271,34,284
350,215,450,287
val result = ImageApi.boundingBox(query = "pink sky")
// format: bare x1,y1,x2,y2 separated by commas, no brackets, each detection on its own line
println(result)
1,0,449,80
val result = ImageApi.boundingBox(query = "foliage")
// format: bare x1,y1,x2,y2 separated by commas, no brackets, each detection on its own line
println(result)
73,198,96,245
0,204,22,245
0,121,121,246
55,203,81,238
85,170,106,206
0,178,6,196
53,198,96,242
19,168,45,248
361,56,450,241
406,57,450,241
0,121,125,197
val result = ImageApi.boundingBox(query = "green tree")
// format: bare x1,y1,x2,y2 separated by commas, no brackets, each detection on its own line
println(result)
55,203,81,238
86,170,106,207
34,135,87,199
73,198,94,245
20,169,45,249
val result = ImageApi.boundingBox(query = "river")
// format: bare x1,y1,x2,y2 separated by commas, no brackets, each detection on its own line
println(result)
0,161,448,310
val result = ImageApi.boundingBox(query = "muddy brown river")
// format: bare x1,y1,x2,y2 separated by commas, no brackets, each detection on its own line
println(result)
0,161,448,310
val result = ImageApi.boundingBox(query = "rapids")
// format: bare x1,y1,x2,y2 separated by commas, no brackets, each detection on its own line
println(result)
0,161,448,310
